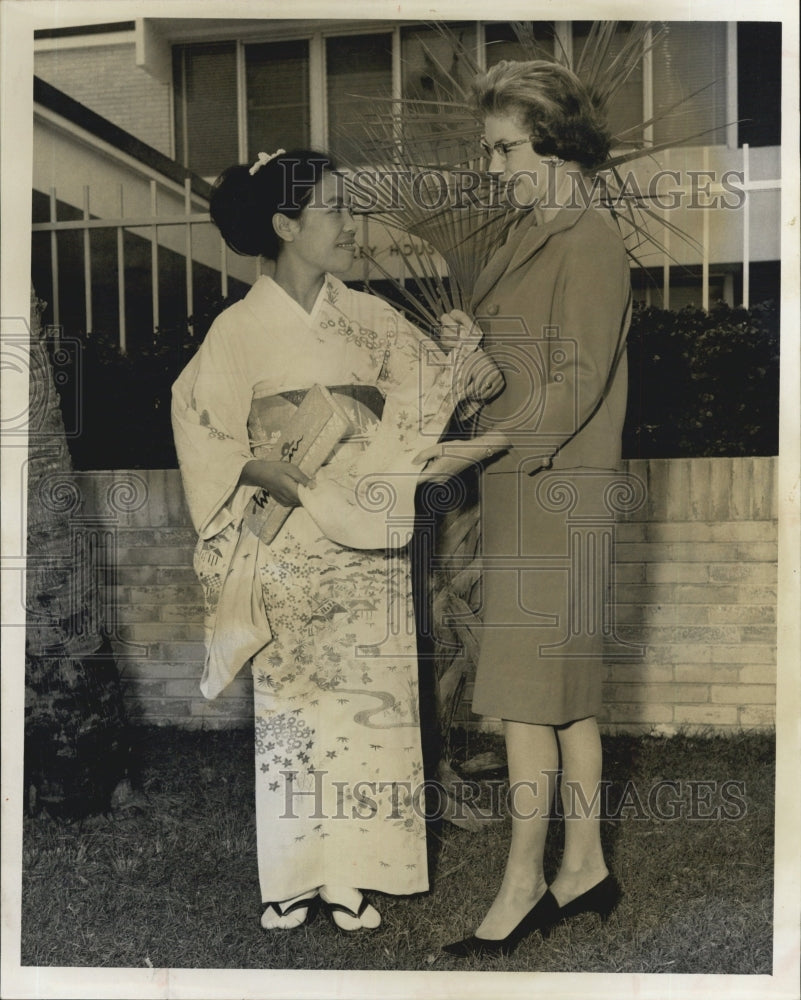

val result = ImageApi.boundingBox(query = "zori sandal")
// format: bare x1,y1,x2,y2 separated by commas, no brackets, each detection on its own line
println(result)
260,890,319,930
319,887,381,932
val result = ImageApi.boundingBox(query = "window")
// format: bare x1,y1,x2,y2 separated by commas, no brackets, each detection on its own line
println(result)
400,24,478,165
173,42,237,177
246,40,311,160
484,21,555,66
573,22,644,146
737,22,781,147
172,22,738,178
630,265,731,309
400,23,477,101
326,33,393,164
652,23,728,147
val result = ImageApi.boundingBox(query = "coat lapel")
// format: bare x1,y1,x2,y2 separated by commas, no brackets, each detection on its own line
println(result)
471,210,538,309
471,207,591,312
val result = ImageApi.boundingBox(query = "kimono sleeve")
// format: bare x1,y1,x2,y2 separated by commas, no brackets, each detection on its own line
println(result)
171,315,257,539
378,302,479,422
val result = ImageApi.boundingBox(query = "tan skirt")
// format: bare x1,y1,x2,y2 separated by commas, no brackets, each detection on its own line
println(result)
471,469,606,726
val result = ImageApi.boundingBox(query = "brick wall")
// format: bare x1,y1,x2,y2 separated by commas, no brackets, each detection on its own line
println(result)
75,459,777,733
72,470,250,729
35,44,172,156
602,458,777,734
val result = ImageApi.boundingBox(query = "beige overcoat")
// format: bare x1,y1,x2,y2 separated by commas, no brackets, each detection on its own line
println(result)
470,204,632,724
471,204,631,473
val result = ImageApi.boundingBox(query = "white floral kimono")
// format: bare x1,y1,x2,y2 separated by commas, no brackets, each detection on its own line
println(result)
172,274,473,902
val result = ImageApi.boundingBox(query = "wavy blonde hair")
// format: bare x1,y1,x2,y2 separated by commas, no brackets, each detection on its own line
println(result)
471,60,611,171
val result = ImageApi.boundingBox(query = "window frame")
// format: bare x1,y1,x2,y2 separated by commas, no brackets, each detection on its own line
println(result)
173,20,736,179
240,23,403,167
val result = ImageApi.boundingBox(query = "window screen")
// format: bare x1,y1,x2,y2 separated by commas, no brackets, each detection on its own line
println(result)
246,39,310,160
400,23,478,165
652,23,728,147
326,33,393,165
401,23,477,102
572,22,644,147
173,42,238,178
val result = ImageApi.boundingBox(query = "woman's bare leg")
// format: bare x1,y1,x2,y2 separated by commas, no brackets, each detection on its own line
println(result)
549,716,609,906
473,720,557,939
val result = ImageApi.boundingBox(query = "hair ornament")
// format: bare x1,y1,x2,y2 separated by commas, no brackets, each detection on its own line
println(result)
249,149,286,176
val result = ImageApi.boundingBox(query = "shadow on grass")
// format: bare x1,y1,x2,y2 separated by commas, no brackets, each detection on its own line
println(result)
21,726,774,973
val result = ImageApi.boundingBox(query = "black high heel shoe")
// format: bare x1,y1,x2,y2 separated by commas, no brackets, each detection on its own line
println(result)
556,874,622,924
442,889,560,958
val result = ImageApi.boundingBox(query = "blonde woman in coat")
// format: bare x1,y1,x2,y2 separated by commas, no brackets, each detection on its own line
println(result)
443,60,632,958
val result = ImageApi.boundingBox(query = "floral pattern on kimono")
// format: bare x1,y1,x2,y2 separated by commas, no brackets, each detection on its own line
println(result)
172,273,474,900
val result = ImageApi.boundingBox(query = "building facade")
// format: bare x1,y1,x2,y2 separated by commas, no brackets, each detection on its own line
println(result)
33,17,781,338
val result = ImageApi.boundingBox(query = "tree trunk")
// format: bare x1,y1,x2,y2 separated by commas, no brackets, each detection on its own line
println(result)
25,289,131,817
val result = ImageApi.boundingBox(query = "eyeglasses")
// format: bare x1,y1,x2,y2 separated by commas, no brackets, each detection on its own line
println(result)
479,136,534,159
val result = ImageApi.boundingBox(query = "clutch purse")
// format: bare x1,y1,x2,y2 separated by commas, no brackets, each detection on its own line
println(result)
243,383,352,544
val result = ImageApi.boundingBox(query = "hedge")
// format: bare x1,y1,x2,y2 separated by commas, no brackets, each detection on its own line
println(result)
622,300,779,458
55,297,779,470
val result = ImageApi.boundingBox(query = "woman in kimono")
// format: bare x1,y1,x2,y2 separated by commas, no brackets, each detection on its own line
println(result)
172,149,504,933
442,62,632,956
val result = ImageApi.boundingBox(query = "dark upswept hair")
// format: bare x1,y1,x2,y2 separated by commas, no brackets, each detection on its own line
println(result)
471,60,611,172
209,149,337,259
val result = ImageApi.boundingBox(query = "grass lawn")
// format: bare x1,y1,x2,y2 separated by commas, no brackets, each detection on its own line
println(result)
20,726,774,973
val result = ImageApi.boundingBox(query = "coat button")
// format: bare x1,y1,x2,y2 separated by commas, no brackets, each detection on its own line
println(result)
486,303,500,316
